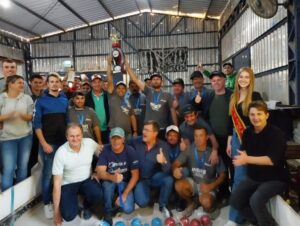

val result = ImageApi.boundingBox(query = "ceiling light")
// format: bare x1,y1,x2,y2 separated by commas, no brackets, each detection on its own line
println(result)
0,0,11,8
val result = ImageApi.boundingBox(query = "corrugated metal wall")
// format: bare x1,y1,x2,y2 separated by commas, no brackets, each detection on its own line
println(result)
30,13,220,89
220,5,289,104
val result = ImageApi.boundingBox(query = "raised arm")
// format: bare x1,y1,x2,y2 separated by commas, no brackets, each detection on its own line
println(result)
124,59,145,91
107,56,114,94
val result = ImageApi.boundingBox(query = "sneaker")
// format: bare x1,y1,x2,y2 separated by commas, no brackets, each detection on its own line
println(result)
183,200,198,217
44,203,53,219
159,206,173,218
224,220,238,226
103,212,113,226
79,208,92,220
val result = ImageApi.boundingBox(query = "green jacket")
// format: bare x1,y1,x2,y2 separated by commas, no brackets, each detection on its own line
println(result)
203,70,237,91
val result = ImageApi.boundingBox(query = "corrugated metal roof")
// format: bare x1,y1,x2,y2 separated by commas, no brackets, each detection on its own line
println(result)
0,0,229,39
64,0,111,22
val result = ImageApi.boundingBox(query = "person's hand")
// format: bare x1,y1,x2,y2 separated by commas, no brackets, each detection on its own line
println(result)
53,211,62,226
209,149,219,165
115,192,128,207
113,172,123,183
195,91,202,104
233,150,248,166
196,63,204,72
226,143,232,158
156,148,167,164
200,183,213,193
133,131,138,137
42,142,53,154
173,167,183,179
91,172,100,183
179,138,187,152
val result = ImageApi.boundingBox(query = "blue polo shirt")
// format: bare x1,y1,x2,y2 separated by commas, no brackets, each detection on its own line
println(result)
127,137,171,179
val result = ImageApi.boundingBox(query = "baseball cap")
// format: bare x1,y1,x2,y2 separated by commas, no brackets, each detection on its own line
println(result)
110,127,125,138
209,71,226,79
74,75,82,80
144,77,151,82
91,74,102,81
166,125,179,134
182,104,196,116
190,71,203,80
115,81,127,87
223,62,233,68
150,73,162,80
172,78,184,87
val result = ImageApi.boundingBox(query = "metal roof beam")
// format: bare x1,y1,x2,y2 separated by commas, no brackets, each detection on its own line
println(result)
0,17,40,37
147,0,153,12
11,0,65,31
134,0,141,13
57,0,89,25
169,17,183,34
96,0,114,20
148,15,167,36
205,0,213,18
177,0,181,15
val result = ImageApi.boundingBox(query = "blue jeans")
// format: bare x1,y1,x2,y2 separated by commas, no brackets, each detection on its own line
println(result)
102,181,134,214
60,179,103,221
1,134,32,191
230,177,287,226
39,144,59,204
229,130,247,224
134,172,173,208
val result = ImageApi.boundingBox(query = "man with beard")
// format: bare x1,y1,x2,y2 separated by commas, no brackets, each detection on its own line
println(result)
125,60,177,139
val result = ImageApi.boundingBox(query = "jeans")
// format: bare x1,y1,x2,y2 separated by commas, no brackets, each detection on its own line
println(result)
102,181,134,214
134,172,173,208
228,130,247,224
60,179,103,221
230,177,287,226
1,134,32,191
39,144,59,204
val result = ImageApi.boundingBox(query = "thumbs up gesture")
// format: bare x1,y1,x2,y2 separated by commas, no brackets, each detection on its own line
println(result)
179,138,188,151
196,63,204,72
195,91,202,104
156,148,167,165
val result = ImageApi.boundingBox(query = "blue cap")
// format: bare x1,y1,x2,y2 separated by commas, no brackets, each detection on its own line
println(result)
110,127,125,138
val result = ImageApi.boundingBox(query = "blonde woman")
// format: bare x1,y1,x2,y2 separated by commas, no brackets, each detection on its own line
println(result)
0,75,33,191
225,67,262,226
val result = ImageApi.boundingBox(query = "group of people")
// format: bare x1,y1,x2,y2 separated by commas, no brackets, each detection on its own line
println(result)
0,58,288,226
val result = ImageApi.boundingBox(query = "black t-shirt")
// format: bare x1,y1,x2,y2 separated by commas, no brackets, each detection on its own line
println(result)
241,124,288,182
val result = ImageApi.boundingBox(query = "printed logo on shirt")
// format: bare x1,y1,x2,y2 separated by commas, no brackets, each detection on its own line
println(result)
133,108,142,115
121,105,130,115
150,102,162,111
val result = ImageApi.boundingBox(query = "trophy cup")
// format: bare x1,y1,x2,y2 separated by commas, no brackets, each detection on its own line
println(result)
111,33,125,84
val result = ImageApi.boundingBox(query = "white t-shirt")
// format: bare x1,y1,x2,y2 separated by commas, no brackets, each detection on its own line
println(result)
52,138,98,185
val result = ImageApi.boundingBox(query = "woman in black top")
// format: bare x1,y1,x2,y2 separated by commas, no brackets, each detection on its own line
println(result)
225,67,263,226
230,101,288,226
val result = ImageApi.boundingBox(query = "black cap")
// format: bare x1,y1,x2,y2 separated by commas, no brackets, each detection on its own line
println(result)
223,62,233,68
190,71,203,80
209,71,226,79
150,73,162,80
144,78,151,82
181,104,196,116
172,78,184,87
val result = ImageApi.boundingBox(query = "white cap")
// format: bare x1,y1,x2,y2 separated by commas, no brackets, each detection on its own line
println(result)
166,125,179,134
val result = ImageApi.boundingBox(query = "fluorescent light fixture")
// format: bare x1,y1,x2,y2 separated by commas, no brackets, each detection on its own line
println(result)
0,0,11,9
